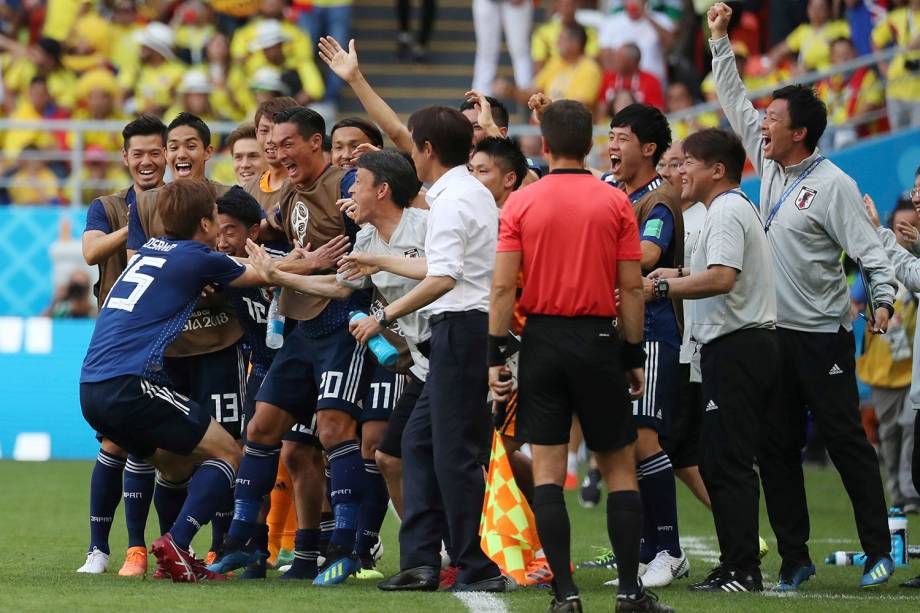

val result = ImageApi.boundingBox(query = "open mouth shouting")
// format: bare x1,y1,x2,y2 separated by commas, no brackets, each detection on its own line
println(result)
174,161,193,177
609,153,623,175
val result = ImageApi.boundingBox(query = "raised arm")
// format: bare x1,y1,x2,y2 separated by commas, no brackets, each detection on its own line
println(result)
708,2,764,174
318,37,413,152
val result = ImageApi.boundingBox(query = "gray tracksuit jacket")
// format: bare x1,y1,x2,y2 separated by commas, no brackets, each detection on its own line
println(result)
877,228,920,411
711,35,896,332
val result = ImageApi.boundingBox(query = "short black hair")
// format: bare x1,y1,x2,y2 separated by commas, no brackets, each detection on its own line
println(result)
771,84,827,152
889,196,916,228
217,185,263,228
273,106,326,141
458,96,510,129
254,95,298,127
561,22,588,51
356,150,421,208
407,105,473,168
610,103,672,165
122,114,167,150
473,137,529,190
682,128,746,184
540,100,592,160
167,112,211,146
331,117,385,149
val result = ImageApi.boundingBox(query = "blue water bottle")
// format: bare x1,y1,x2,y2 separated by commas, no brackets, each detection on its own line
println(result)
889,507,909,568
349,311,398,367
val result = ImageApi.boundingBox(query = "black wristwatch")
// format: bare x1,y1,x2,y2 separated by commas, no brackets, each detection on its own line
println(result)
654,278,670,299
877,302,895,319
374,309,393,330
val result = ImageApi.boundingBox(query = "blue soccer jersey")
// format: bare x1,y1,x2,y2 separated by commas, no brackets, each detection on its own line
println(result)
226,286,275,371
639,204,681,345
81,238,246,384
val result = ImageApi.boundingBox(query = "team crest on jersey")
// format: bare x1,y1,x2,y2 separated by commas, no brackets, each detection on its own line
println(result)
404,248,420,258
795,187,817,210
291,201,310,244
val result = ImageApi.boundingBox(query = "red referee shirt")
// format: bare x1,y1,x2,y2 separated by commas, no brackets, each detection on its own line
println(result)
497,169,641,318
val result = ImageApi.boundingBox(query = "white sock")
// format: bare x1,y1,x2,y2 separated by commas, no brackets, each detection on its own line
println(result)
567,451,577,475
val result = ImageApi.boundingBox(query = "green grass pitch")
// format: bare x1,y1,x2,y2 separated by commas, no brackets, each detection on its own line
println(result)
2,460,920,612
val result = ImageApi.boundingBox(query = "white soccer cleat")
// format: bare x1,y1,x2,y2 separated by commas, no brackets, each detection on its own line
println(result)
371,537,384,563
604,562,648,586
77,547,110,574
640,550,690,588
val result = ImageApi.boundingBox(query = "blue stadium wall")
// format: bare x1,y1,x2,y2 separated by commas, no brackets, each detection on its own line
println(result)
0,127,916,460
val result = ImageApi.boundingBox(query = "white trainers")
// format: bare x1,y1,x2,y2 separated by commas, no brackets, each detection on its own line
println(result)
76,547,110,574
603,562,648,586
640,550,690,588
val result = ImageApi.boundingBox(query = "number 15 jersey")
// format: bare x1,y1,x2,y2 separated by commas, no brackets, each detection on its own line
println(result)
81,237,246,385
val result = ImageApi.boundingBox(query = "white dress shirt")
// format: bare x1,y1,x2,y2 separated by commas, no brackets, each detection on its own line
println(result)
422,165,498,315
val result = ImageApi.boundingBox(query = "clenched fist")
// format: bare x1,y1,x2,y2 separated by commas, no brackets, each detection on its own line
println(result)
708,2,732,40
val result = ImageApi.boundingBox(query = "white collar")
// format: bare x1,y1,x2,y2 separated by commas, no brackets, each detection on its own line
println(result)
425,165,470,205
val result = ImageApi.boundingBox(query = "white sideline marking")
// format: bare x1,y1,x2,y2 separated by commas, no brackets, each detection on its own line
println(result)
682,535,721,565
453,592,509,613
764,592,920,601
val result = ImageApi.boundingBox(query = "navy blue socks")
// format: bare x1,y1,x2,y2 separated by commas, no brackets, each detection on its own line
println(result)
154,474,189,535
355,459,389,560
637,450,681,558
170,459,236,551
122,456,154,548
327,440,364,554
88,449,126,554
281,528,321,579
228,442,280,544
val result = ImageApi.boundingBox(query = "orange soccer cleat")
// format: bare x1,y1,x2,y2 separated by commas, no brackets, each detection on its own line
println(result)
118,546,149,577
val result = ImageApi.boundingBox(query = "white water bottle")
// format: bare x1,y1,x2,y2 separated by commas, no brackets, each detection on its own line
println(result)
889,507,909,567
265,290,285,349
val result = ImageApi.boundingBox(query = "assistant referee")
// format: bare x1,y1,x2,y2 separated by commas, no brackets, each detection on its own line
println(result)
487,99,672,613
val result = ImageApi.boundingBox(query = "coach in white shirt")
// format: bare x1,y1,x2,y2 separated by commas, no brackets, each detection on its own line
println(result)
353,106,505,593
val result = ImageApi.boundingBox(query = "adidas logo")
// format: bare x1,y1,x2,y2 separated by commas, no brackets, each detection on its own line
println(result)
705,400,719,412
828,364,843,375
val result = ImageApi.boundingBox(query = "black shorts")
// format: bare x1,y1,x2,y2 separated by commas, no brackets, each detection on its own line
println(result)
661,363,702,469
377,373,424,458
632,340,680,435
164,342,247,439
517,316,636,453
81,375,212,459
361,367,404,423
283,414,323,448
256,322,373,423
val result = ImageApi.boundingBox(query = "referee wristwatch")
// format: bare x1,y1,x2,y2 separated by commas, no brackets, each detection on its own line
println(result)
654,278,670,299
374,309,394,330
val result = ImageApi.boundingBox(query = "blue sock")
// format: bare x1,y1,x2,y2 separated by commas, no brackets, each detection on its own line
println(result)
327,440,364,554
210,485,234,553
354,459,389,559
154,475,189,536
228,442,280,544
123,456,155,548
170,460,236,551
282,528,320,579
88,449,125,554
319,512,334,556
637,451,681,558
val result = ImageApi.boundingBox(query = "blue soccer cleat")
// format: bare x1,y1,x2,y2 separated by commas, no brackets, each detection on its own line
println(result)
861,556,894,588
312,554,361,586
206,548,262,574
772,564,816,592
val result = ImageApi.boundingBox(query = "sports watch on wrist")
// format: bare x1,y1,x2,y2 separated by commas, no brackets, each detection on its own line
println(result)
374,309,393,330
654,278,670,299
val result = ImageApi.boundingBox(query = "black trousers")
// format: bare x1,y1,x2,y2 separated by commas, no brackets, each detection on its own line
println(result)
399,310,498,583
759,327,890,569
700,328,778,574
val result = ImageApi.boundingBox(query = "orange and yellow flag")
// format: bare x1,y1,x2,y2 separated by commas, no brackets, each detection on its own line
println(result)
479,433,541,585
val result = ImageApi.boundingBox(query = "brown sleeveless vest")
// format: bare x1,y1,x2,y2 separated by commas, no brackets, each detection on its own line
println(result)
633,180,684,332
95,190,130,309
135,179,242,357
278,166,347,320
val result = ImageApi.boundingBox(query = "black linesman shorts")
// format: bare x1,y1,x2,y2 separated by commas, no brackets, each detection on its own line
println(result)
81,375,212,459
517,315,637,453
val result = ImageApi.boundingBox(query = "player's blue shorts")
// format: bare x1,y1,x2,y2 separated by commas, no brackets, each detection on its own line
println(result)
361,367,404,423
632,340,680,436
256,322,374,423
81,375,212,459
164,342,247,439
240,364,269,444
283,413,323,448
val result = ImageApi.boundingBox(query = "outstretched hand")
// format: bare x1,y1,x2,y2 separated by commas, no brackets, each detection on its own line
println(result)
318,36,360,83
863,194,881,228
245,239,278,283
